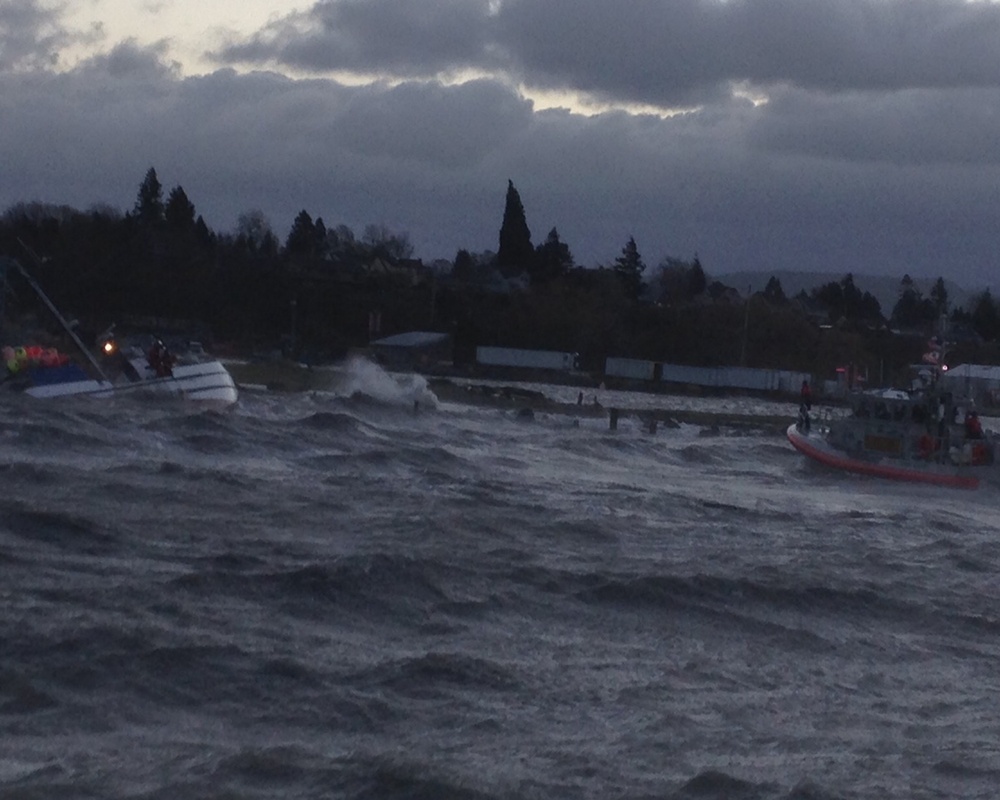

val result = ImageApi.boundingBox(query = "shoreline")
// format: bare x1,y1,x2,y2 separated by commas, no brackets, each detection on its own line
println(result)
224,358,799,432
427,377,794,432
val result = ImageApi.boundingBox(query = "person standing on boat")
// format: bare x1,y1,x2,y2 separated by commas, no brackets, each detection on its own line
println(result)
148,338,174,378
800,380,812,411
965,410,983,440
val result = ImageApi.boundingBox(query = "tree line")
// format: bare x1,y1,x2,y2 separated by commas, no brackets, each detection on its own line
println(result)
2,168,999,387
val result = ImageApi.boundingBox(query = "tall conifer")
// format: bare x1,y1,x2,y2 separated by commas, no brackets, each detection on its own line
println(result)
497,180,532,275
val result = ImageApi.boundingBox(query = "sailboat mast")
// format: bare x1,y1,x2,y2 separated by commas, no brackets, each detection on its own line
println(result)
1,255,109,381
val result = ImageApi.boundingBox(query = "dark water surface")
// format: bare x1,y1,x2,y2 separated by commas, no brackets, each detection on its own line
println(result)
2,364,999,799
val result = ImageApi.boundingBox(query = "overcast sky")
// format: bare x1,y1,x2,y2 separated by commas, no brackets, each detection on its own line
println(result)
3,0,1000,290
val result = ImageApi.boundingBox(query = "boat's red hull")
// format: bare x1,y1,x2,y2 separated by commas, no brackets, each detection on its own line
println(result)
786,423,980,490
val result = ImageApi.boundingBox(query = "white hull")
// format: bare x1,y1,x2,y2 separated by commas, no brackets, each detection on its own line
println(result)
24,358,239,406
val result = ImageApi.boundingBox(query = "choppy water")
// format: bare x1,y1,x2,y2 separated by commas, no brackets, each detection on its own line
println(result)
2,360,999,800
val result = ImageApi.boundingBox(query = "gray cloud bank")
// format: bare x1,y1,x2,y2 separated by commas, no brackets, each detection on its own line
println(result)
2,0,1000,290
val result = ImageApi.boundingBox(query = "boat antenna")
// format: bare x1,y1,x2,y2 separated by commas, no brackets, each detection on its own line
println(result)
8,243,109,381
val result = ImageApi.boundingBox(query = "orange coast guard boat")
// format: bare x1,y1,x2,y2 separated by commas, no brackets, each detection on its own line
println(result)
788,386,997,490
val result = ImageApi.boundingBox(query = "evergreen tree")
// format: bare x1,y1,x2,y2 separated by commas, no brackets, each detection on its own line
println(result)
164,185,195,228
134,167,164,224
930,276,949,316
497,180,532,276
891,274,922,326
452,249,475,283
762,275,787,304
687,255,707,296
314,217,329,259
613,236,645,301
971,289,999,341
194,215,215,249
813,273,883,324
891,273,935,328
531,227,573,286
285,209,317,256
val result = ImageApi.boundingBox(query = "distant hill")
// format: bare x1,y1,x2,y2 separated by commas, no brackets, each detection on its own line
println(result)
713,270,977,316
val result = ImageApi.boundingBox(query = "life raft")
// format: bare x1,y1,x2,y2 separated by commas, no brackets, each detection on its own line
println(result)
3,344,71,373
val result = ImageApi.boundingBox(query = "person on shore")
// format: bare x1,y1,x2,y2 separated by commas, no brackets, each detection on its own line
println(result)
800,379,812,411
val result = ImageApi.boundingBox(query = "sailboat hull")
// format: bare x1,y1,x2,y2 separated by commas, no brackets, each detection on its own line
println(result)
24,359,239,406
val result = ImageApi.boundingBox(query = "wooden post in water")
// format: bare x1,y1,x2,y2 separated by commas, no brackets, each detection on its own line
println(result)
609,408,619,430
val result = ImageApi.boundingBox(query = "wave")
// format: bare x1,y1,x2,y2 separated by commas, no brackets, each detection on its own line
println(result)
0,670,57,714
932,759,1000,779
297,410,367,432
671,769,771,799
0,502,120,554
339,756,502,800
669,771,846,800
357,651,521,696
8,420,111,449
0,462,64,484
323,356,440,410
171,553,449,624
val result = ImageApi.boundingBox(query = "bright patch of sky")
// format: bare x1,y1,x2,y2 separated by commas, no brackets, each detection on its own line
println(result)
57,0,668,115
60,0,315,74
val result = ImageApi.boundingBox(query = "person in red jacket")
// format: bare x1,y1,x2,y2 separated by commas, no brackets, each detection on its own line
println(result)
147,338,175,378
965,410,983,440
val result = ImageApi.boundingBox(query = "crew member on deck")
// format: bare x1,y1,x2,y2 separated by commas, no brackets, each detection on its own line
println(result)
148,338,174,378
798,402,811,434
800,380,812,411
965,410,983,440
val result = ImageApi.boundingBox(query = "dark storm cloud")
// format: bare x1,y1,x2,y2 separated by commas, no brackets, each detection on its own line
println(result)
748,86,1000,166
0,0,77,70
497,0,1000,106
217,0,1000,107
219,0,498,77
5,14,1000,290
80,39,180,79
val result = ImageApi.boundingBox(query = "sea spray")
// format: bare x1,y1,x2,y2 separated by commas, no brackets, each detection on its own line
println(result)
328,355,439,410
